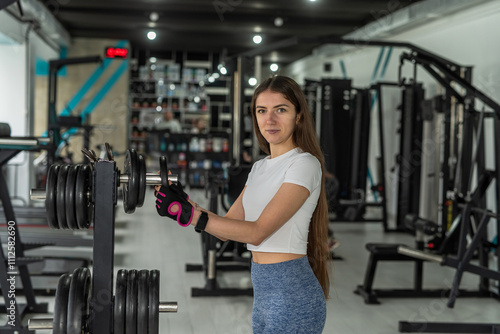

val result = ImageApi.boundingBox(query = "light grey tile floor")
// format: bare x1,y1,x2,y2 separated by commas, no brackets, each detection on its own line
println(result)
21,188,500,333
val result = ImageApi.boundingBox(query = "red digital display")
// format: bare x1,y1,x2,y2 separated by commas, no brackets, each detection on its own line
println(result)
105,47,128,59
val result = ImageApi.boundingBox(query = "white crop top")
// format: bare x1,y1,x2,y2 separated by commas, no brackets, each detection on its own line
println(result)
242,147,322,254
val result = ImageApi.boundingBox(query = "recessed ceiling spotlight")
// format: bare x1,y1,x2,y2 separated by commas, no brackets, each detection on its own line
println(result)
253,35,262,44
149,57,157,63
248,77,258,86
274,17,284,27
270,63,279,72
219,66,227,75
150,12,159,22
147,31,157,40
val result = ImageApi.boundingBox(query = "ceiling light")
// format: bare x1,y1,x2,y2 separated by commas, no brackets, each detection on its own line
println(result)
150,12,159,22
194,96,201,103
253,35,262,44
248,77,257,86
219,66,227,75
149,57,157,63
270,63,279,72
147,31,157,40
274,17,284,27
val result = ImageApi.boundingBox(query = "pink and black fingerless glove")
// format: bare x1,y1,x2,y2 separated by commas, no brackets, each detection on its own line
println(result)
155,184,193,226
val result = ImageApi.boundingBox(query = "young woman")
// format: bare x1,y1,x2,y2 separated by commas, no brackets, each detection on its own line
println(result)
155,75,330,333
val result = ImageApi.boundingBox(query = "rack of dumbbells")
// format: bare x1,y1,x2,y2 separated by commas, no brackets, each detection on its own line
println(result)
28,144,178,334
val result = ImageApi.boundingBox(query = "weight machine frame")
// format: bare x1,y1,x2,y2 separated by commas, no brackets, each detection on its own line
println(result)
186,178,253,297
242,37,500,332
47,56,101,165
0,147,48,333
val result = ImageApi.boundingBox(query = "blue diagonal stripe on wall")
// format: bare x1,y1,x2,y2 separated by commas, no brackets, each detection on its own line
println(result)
60,40,127,116
58,58,128,151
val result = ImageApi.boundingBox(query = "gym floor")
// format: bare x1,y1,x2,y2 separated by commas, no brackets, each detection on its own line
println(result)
18,188,500,333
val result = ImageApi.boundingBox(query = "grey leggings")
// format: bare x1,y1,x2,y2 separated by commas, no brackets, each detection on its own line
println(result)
251,256,326,334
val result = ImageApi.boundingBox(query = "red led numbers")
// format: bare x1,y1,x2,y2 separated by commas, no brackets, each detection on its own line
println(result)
105,47,128,59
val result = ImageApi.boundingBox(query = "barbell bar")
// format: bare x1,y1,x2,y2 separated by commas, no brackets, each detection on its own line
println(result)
27,304,178,330
0,136,51,147
30,173,178,200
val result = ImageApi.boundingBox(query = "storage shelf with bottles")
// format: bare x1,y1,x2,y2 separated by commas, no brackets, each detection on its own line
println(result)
147,130,231,188
130,80,210,129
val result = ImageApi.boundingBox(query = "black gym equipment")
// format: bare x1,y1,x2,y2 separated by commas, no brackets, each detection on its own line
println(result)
394,83,425,231
186,170,253,297
125,270,138,334
46,56,102,165
66,267,91,334
0,126,67,332
312,78,388,225
114,270,127,334
336,44,500,332
137,270,149,333
29,144,178,334
52,274,71,334
29,268,170,334
148,270,160,334
32,147,178,229
0,124,91,307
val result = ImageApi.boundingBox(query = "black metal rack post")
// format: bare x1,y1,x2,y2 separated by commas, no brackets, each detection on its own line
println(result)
89,160,117,334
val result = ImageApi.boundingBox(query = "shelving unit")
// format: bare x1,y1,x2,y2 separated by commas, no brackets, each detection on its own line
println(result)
128,56,212,153
127,51,236,188
147,130,231,188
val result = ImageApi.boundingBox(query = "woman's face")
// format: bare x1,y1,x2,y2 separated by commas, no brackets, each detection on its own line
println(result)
255,90,298,156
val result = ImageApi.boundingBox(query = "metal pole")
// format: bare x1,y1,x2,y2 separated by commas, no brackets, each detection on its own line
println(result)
90,160,116,334
232,57,242,165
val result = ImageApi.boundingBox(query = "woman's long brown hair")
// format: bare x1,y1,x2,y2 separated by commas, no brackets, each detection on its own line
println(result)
250,75,331,298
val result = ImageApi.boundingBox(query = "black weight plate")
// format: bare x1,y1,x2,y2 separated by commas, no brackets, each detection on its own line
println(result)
123,149,139,214
125,269,138,334
148,270,160,334
137,270,149,333
56,164,70,229
46,164,60,229
67,267,91,334
114,269,128,334
53,273,72,334
136,154,146,208
159,156,168,187
75,164,91,229
65,164,80,230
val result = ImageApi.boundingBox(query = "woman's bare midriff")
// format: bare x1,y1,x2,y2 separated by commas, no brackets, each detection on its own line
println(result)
251,251,305,264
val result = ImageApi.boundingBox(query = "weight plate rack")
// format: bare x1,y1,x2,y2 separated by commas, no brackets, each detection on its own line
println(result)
29,144,178,333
